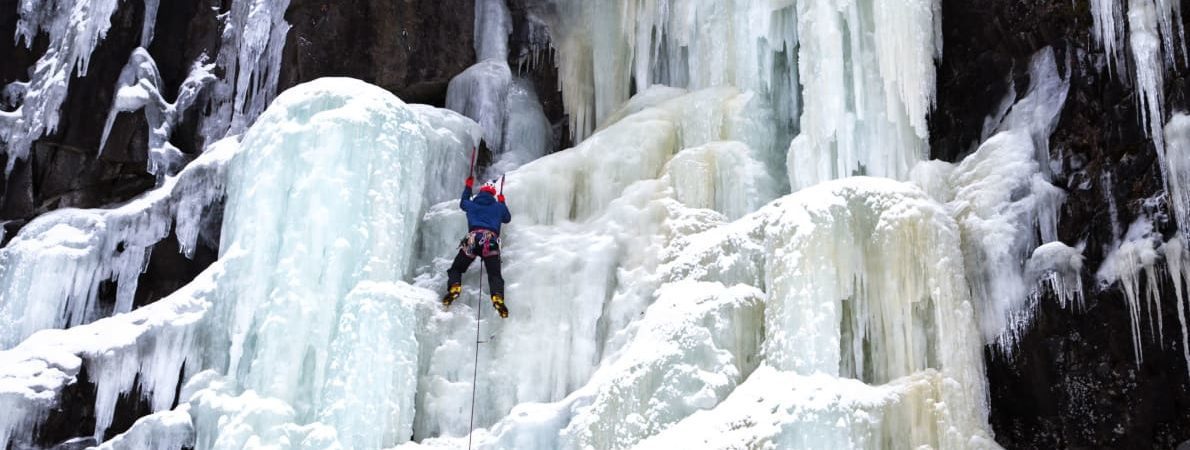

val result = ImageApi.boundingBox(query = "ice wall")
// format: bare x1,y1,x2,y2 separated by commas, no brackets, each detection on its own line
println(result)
412,86,780,440
0,78,480,449
409,176,994,450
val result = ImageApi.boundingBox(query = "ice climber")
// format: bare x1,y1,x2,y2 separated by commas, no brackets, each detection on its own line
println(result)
442,176,512,318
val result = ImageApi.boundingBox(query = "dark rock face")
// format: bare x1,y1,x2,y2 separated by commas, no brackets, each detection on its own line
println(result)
279,0,476,106
932,0,1190,447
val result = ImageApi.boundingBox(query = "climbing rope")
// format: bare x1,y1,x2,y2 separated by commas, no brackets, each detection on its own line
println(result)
467,263,484,449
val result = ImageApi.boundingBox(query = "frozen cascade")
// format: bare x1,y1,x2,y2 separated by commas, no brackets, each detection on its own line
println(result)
446,0,552,172
638,178,994,449
0,136,235,350
788,0,942,190
537,0,940,190
411,85,780,441
540,0,804,146
0,0,125,173
99,48,217,179
1,0,292,173
0,78,480,449
198,0,293,143
909,48,1070,351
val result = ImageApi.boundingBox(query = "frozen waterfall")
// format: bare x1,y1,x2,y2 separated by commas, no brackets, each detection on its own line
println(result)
5,0,1155,448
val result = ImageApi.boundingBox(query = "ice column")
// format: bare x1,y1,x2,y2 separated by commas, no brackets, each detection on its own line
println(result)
788,0,942,190
542,0,799,167
446,0,552,173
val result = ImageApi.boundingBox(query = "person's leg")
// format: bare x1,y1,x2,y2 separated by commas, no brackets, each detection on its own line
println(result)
443,250,474,306
483,255,508,318
483,255,504,296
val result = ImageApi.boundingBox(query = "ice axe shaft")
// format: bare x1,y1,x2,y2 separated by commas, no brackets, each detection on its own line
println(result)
468,146,477,179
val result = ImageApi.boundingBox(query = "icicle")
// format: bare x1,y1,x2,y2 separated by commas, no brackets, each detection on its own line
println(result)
1129,0,1168,153
141,0,161,47
0,138,235,350
1025,242,1086,311
1097,218,1164,366
1091,0,1127,74
1163,114,1190,239
1162,235,1190,377
99,48,216,180
199,0,292,144
541,0,801,160
1,0,125,173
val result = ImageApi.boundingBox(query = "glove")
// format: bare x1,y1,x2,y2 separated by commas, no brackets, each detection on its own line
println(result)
498,194,506,203
465,177,474,188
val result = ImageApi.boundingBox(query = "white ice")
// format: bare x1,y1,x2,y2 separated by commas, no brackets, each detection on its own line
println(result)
0,137,235,350
0,78,480,450
910,48,1070,352
1097,217,1164,366
1,0,124,173
99,48,216,179
198,0,293,144
446,0,552,174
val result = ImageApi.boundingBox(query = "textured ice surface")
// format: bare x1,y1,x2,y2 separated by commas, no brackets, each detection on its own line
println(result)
911,48,1070,351
0,78,479,450
0,138,235,350
412,86,780,442
446,0,551,173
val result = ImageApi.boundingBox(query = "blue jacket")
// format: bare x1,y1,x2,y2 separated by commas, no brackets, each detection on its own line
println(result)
461,187,512,235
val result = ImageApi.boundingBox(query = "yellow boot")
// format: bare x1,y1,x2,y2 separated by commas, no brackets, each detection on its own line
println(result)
442,284,461,308
491,294,509,318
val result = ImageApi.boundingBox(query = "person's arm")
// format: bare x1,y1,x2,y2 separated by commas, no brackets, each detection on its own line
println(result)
460,178,475,210
500,196,511,223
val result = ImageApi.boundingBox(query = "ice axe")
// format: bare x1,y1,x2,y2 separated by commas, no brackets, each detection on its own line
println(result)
468,145,477,179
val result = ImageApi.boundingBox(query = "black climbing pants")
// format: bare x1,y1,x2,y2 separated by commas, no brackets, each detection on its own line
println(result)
447,250,504,296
